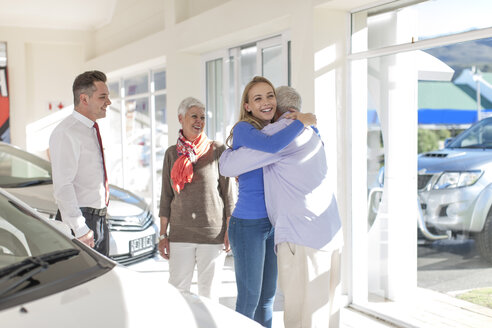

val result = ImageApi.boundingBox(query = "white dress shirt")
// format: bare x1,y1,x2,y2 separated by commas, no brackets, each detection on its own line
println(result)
49,111,106,237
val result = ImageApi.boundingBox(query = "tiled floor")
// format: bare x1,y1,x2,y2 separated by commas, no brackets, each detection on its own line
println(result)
130,253,492,327
357,287,492,328
128,255,396,328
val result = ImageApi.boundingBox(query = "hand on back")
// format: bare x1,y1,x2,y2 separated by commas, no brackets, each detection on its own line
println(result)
285,111,317,127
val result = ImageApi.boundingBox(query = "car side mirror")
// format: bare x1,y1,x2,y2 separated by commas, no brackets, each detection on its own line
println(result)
444,137,453,148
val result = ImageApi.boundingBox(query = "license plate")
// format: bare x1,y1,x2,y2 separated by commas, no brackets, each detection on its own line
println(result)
130,235,155,256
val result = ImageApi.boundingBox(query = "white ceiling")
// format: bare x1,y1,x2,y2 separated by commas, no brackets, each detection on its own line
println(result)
0,0,379,31
0,0,117,30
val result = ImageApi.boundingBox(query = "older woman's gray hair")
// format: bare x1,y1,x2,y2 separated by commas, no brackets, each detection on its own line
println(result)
177,97,205,117
275,86,302,114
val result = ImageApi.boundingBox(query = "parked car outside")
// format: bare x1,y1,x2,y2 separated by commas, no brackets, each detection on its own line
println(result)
0,188,261,328
418,117,492,262
0,142,158,265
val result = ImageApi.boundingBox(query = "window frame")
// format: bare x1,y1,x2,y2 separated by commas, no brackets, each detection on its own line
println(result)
202,33,291,143
107,66,166,215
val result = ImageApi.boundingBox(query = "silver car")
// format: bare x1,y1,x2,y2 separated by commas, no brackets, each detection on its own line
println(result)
418,117,492,262
0,142,158,265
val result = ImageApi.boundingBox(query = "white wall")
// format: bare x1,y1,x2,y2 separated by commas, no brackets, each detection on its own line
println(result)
93,0,165,56
0,26,91,149
86,0,350,138
313,7,350,295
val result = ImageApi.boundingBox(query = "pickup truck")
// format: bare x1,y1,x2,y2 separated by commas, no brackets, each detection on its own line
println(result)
418,117,492,262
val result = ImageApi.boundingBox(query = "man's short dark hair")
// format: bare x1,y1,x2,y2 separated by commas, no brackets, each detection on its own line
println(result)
73,70,107,106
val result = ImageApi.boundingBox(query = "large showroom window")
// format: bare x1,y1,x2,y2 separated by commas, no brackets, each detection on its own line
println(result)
203,34,290,142
107,68,166,214
350,0,492,324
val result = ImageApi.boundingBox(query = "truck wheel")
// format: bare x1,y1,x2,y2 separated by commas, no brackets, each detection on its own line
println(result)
475,208,492,263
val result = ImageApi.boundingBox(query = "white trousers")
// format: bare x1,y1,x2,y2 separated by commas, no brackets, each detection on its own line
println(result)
168,242,226,301
278,242,342,328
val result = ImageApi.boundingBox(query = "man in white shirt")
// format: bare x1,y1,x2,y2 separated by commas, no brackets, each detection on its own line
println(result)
49,70,112,255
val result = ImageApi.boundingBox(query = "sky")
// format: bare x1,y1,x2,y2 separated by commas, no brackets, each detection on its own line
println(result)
417,0,492,39
416,0,492,73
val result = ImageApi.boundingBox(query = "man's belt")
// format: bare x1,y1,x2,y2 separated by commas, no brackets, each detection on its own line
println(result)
80,207,107,216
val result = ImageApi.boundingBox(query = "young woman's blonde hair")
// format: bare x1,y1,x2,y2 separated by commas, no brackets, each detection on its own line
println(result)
225,76,277,148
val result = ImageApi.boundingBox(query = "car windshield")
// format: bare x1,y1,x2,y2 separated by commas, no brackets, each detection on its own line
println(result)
0,189,113,310
0,145,52,188
0,190,74,272
447,117,492,149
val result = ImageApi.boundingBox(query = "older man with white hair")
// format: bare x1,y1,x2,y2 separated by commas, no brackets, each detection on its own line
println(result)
220,85,343,328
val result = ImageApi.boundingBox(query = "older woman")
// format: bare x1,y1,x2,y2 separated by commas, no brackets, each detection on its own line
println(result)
158,97,235,301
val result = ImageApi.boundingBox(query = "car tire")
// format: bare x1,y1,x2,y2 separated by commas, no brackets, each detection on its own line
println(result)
475,207,492,263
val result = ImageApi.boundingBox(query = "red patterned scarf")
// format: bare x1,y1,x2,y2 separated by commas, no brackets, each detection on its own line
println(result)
170,130,211,193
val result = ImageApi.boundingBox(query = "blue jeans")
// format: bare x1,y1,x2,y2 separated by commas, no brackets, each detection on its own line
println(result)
228,216,277,328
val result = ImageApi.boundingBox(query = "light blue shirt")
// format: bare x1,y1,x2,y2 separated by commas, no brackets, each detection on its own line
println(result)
229,120,303,219
220,115,343,251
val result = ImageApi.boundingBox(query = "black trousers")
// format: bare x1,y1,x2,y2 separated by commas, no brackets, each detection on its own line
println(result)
55,208,110,256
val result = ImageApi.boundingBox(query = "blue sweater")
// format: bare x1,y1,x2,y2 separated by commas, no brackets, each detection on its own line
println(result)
231,120,304,219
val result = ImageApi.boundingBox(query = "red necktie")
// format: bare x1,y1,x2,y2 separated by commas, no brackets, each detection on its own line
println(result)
94,122,109,207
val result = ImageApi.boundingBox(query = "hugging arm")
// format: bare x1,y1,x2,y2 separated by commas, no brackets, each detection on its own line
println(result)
222,117,306,176
219,147,281,177
233,120,303,152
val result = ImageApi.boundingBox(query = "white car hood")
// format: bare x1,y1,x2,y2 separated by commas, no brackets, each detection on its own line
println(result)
1,266,260,328
5,184,57,215
107,200,144,217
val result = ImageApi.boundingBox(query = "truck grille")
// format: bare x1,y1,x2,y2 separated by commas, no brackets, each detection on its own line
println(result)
418,174,433,190
111,246,157,266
